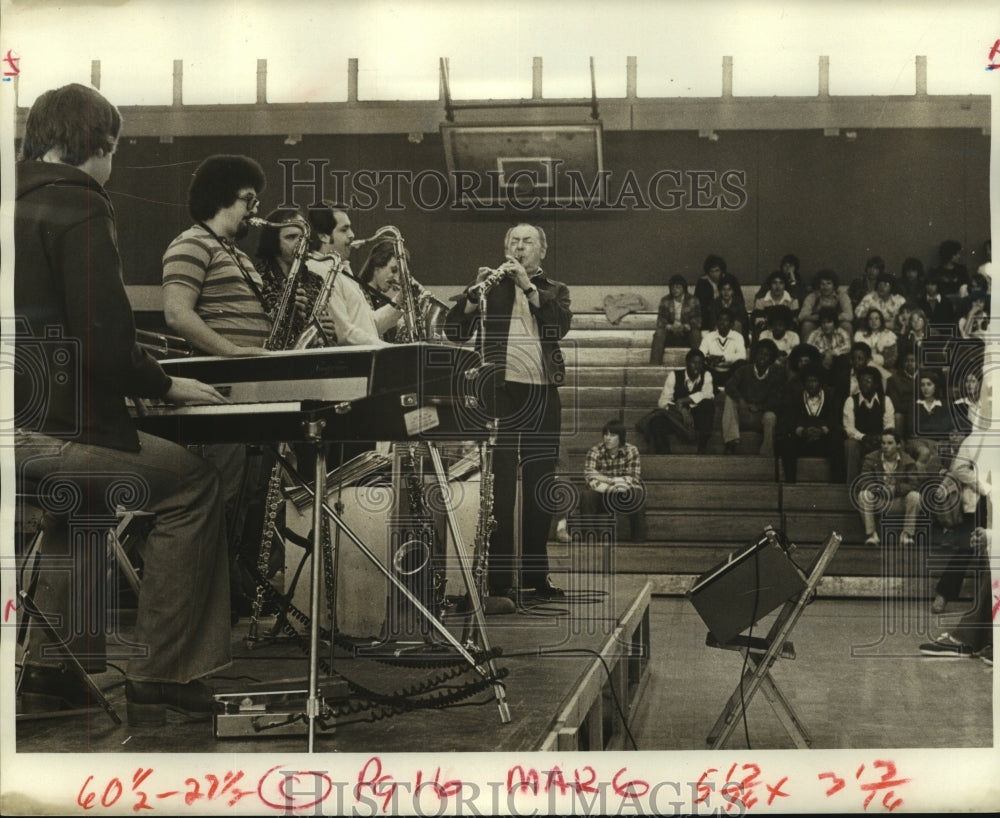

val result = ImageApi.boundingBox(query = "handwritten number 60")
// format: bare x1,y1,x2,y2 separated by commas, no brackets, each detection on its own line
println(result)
76,776,124,810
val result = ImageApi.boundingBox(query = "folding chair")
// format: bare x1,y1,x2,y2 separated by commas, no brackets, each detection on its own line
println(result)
701,530,843,748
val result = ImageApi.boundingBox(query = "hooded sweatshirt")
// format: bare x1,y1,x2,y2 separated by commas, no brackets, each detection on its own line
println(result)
14,160,171,451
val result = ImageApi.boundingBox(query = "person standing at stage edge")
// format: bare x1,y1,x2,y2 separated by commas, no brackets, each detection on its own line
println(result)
445,223,573,612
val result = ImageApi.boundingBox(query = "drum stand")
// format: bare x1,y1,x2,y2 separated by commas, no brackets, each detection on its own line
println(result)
266,422,510,752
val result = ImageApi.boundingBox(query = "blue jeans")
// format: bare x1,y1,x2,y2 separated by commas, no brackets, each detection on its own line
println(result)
16,429,232,683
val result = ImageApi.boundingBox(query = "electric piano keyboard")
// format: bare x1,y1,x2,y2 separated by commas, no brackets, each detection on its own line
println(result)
132,342,489,443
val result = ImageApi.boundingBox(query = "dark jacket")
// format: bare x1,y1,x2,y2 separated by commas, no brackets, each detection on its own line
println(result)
916,293,956,326
724,361,784,412
14,161,171,451
444,272,572,386
778,386,842,438
859,449,922,497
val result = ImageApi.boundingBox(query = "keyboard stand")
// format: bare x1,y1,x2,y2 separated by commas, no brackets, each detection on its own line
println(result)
272,430,511,753
705,531,842,749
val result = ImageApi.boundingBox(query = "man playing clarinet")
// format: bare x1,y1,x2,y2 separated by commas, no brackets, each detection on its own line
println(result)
445,223,573,611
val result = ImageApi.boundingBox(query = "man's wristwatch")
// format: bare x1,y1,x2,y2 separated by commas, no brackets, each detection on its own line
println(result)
522,286,537,297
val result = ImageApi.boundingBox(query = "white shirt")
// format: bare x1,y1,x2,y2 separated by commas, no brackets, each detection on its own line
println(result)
699,331,747,371
658,369,714,409
843,392,896,440
307,257,399,346
504,276,545,385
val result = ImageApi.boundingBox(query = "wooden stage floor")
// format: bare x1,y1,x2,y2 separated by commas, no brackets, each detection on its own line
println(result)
15,576,652,754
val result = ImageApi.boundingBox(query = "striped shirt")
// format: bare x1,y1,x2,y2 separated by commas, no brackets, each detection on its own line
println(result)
162,225,271,349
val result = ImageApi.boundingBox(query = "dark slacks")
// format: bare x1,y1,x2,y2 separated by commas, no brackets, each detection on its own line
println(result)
16,429,232,683
488,381,561,591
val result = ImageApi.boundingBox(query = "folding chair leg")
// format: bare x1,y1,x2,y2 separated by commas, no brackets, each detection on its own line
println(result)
758,672,812,748
17,590,122,726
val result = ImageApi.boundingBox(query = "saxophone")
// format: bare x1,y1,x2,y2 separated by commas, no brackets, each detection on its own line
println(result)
352,226,450,343
248,216,311,352
470,429,498,602
292,251,348,349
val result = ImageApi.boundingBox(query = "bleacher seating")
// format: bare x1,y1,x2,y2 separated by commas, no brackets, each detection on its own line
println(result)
550,289,952,599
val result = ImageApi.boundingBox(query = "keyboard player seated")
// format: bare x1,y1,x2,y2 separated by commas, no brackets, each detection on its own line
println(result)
15,84,231,725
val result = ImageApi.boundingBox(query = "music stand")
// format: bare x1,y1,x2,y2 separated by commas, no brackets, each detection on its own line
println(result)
695,530,842,749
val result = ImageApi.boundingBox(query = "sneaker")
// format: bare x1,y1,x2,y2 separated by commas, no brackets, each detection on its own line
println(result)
919,633,973,658
931,594,947,614
976,644,992,666
865,533,880,546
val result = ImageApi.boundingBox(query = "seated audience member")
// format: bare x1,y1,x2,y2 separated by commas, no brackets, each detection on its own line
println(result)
722,339,783,455
907,370,953,470
643,348,715,454
699,307,747,391
895,307,933,365
929,238,969,303
782,343,823,399
752,270,799,337
921,527,992,661
777,365,845,483
957,289,989,340
578,419,647,542
798,268,853,339
915,272,956,328
694,254,732,328
854,272,905,331
778,253,808,305
855,428,922,547
848,256,885,309
806,306,852,376
704,273,748,339
952,369,984,436
757,305,800,365
787,342,822,376
843,367,896,484
927,428,992,616
854,307,897,372
753,254,807,305
885,350,918,439
650,273,701,363
891,300,918,343
833,341,887,406
897,257,926,302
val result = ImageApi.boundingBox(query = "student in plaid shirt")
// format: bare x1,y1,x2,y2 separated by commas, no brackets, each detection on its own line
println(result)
577,419,647,542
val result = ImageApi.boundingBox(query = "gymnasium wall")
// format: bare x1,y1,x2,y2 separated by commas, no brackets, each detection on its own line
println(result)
109,126,990,293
